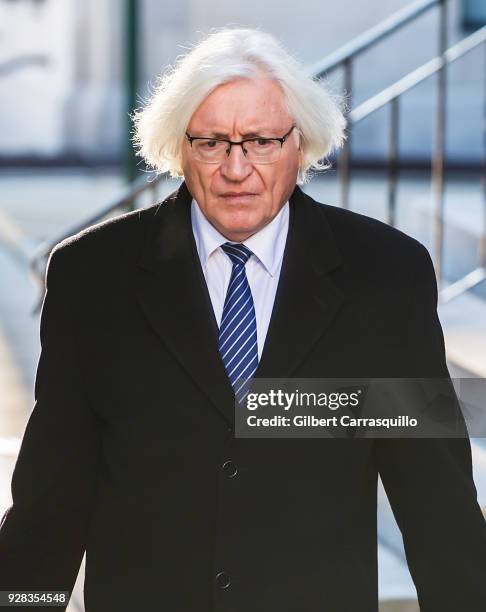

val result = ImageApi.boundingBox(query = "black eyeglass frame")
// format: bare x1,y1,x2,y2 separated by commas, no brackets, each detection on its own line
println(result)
184,124,297,160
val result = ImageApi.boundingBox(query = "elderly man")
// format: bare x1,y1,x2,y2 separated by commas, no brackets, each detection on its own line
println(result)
1,27,486,612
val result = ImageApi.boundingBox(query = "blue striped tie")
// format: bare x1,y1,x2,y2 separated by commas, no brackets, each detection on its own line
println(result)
218,242,258,403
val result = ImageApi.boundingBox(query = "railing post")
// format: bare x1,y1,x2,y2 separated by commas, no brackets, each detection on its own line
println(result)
339,58,353,209
387,97,400,226
124,0,139,184
432,0,448,294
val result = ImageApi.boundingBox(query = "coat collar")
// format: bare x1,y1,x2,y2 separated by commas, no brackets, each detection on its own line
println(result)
136,180,344,428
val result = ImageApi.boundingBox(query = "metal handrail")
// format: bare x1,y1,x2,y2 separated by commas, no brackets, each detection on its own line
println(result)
345,24,486,303
350,26,486,123
310,0,484,303
308,0,439,77
309,0,486,303
30,172,164,311
308,0,442,224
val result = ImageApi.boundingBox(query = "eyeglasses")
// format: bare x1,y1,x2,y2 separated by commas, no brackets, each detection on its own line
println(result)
185,124,296,164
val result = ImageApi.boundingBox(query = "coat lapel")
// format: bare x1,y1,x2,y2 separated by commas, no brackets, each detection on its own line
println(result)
255,184,344,379
136,181,235,426
135,180,345,428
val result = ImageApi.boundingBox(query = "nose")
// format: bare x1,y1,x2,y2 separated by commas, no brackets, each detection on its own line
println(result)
219,143,253,181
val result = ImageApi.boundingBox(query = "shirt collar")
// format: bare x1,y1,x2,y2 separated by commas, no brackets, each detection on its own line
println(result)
191,198,289,277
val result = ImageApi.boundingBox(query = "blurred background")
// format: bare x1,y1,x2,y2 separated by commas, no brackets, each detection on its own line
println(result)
1,0,486,610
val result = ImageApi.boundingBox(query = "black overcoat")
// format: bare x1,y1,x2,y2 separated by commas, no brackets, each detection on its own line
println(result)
1,180,485,611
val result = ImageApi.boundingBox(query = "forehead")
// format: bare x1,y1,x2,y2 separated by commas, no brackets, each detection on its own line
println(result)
187,76,292,136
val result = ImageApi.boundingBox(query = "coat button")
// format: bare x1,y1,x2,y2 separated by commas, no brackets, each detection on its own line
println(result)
215,571,231,589
222,460,238,478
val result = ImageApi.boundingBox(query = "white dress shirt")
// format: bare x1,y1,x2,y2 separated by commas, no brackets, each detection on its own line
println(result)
191,198,289,359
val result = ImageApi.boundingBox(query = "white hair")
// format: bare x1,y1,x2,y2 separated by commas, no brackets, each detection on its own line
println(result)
131,26,347,185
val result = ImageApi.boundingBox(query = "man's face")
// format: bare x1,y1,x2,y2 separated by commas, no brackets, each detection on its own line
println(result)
181,76,303,241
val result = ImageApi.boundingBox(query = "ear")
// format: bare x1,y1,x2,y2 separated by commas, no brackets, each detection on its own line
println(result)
294,128,304,159
298,145,304,168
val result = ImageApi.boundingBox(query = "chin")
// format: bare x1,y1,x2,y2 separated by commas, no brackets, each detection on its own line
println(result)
224,216,261,236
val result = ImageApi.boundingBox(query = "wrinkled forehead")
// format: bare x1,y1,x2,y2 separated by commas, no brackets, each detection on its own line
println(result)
187,76,294,137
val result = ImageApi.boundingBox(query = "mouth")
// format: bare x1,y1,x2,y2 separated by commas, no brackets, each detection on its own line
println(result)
220,193,258,201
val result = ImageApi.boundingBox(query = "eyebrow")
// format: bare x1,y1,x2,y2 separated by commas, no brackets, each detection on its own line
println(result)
206,129,272,138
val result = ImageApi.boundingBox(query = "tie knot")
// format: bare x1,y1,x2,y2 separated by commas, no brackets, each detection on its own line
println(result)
221,242,253,266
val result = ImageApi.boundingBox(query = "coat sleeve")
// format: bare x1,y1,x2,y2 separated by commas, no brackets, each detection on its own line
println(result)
0,245,102,609
373,243,486,612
